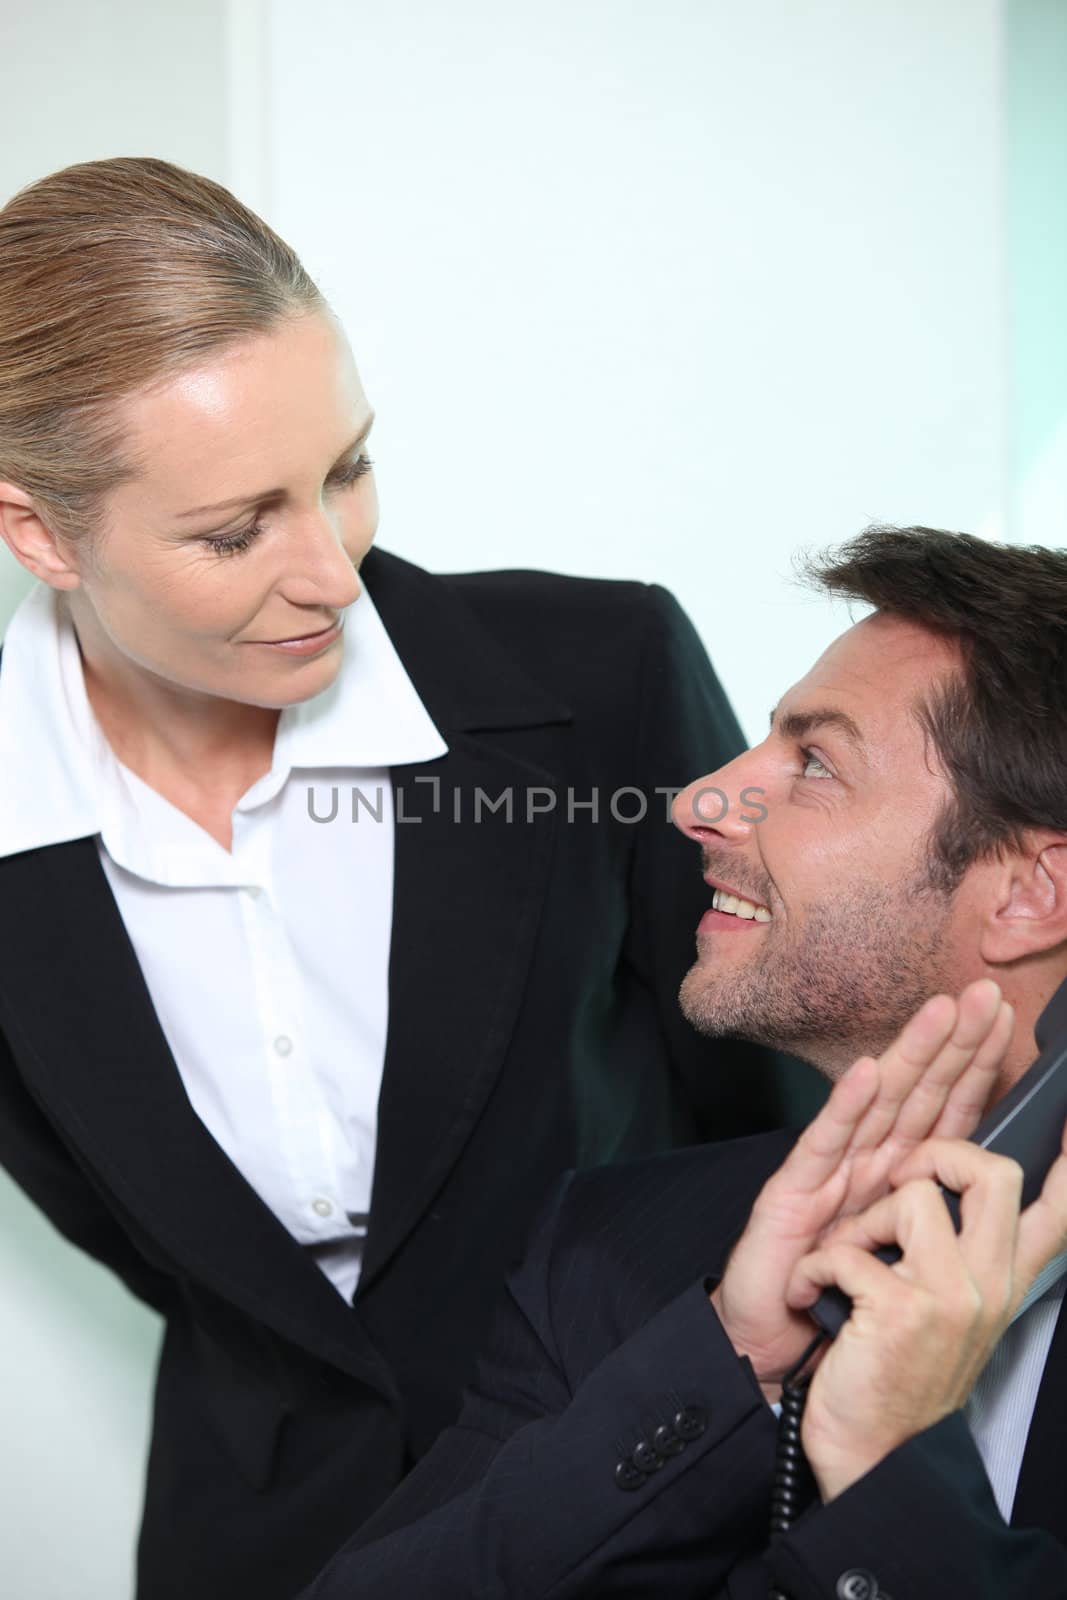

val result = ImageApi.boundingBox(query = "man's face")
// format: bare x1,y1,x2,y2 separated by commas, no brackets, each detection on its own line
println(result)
673,613,974,1078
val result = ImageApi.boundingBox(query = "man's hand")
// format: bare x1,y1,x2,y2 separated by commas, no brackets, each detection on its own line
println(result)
709,980,1012,1395
787,1123,1067,1501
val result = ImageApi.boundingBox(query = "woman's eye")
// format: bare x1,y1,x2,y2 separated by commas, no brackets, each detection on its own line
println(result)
329,453,374,489
800,749,833,780
199,456,373,556
202,520,265,557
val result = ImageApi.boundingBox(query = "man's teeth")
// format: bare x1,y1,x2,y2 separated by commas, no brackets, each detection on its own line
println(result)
711,889,771,923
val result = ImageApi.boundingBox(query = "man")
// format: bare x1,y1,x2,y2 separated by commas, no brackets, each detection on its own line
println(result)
300,525,1067,1598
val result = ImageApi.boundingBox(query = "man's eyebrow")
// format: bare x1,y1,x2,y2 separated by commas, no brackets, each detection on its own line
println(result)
173,413,375,519
768,704,867,754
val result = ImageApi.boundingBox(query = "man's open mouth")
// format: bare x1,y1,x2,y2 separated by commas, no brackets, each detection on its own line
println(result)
710,888,771,923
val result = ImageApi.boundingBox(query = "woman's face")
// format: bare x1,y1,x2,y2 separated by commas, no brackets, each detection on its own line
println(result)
61,309,377,710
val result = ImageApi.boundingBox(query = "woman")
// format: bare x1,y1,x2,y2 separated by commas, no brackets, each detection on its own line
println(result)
0,157,791,1600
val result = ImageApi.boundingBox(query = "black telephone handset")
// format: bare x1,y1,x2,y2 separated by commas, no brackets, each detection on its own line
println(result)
810,973,1067,1338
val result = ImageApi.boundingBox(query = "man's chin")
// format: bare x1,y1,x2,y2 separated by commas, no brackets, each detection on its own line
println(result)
679,971,908,1084
678,969,750,1040
679,970,813,1060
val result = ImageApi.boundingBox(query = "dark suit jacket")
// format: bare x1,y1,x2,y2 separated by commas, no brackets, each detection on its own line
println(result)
301,1131,1067,1600
0,548,821,1600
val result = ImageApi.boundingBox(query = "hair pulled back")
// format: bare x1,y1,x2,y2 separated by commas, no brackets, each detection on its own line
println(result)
0,156,323,543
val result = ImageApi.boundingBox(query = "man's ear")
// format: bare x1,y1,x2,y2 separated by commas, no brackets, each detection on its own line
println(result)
978,837,1067,965
0,480,82,589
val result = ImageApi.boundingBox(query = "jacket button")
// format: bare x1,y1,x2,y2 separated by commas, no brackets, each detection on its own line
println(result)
652,1423,685,1457
614,1459,646,1491
836,1572,881,1600
673,1405,707,1440
632,1439,664,1473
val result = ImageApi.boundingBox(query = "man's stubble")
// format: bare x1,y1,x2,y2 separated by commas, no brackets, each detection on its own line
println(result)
679,861,957,1079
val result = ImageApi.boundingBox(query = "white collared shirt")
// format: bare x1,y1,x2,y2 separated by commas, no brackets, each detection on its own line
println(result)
964,1262,1067,1521
0,580,447,1301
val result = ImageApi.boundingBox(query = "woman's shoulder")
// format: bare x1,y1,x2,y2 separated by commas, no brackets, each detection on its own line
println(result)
362,546,718,736
364,545,686,647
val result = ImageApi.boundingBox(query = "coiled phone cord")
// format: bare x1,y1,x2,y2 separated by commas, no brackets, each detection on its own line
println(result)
768,1328,828,1600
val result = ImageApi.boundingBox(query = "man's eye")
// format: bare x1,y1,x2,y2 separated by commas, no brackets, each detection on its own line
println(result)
800,749,833,779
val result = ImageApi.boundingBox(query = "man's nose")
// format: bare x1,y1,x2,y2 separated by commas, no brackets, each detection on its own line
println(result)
671,752,763,843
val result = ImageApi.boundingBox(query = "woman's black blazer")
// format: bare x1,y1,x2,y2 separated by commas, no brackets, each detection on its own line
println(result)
0,548,811,1600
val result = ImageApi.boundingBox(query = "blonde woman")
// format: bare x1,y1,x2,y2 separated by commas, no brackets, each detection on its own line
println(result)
0,157,790,1600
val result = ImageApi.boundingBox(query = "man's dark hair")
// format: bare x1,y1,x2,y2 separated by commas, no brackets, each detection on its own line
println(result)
803,524,1067,893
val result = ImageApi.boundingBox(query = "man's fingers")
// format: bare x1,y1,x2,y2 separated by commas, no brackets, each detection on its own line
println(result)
821,1141,1030,1325
889,980,1005,1145
766,983,1005,1208
788,1174,1008,1324
890,1136,1023,1207
888,1139,1024,1283
844,994,958,1155
765,1054,880,1198
851,982,1003,1155
931,1000,1014,1141
786,1235,914,1312
850,1145,1018,1247
808,1177,963,1277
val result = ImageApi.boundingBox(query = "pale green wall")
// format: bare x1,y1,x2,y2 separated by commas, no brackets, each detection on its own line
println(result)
1006,0,1067,543
0,4,230,1597
0,0,232,636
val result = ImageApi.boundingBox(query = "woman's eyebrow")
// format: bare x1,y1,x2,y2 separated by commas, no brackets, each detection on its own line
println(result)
173,412,376,519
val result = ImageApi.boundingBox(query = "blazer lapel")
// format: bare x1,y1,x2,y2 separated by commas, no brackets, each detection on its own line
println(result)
360,735,560,1285
0,555,573,1343
355,550,572,1288
0,836,392,1388
1011,1290,1067,1536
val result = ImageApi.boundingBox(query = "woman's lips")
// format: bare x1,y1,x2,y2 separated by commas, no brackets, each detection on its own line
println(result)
248,619,343,656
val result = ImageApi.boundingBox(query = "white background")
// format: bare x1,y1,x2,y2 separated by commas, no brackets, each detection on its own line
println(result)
0,3,1061,1595
266,0,1005,743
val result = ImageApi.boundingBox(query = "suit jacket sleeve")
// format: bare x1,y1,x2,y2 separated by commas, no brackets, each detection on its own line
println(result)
0,1018,175,1315
622,584,825,1137
766,1411,1067,1599
299,1178,779,1598
300,1154,1067,1599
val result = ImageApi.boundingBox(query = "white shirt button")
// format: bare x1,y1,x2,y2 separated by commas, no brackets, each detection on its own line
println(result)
312,1197,334,1218
274,1035,293,1056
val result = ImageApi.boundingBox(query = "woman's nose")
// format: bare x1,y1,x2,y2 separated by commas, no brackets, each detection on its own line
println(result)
289,512,364,609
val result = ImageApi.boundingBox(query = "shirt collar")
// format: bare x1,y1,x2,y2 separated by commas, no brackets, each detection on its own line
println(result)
1015,1251,1067,1323
271,580,447,774
0,578,447,862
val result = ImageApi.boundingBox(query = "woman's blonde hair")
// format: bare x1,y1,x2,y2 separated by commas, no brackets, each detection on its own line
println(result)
0,156,323,544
